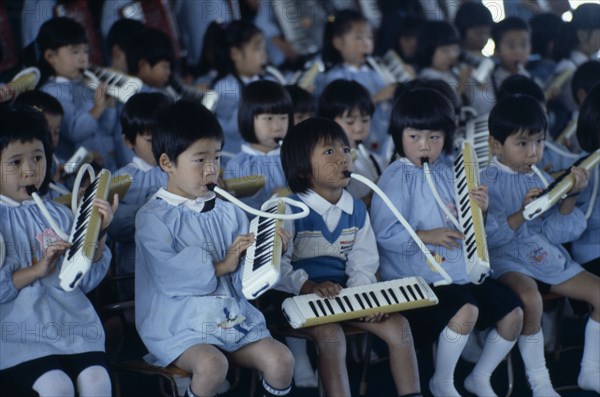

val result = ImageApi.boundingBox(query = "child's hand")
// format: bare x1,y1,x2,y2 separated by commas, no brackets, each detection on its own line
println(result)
521,188,544,210
301,281,342,298
360,312,389,323
35,239,72,279
90,84,108,119
568,166,589,195
221,233,256,274
0,84,15,102
470,185,489,212
373,83,398,103
276,227,291,253
94,194,119,233
418,228,464,250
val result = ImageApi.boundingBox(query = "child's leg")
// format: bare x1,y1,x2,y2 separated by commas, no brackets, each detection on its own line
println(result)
351,313,420,396
174,344,229,397
430,303,478,397
500,272,558,397
228,337,294,396
32,370,75,397
76,365,111,396
284,337,318,387
550,271,600,393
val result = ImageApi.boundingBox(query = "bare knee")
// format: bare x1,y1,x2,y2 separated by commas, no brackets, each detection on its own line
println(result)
497,307,523,340
313,324,346,356
519,289,543,329
382,314,414,347
449,303,479,335
263,343,295,387
190,352,229,385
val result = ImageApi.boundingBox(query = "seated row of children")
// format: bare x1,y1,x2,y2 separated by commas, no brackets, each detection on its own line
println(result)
2,73,599,396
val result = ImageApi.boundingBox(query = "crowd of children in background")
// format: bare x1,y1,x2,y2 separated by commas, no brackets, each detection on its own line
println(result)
1,1,599,396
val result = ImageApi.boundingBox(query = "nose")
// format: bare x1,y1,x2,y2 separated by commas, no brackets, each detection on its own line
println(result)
420,138,430,151
204,161,217,176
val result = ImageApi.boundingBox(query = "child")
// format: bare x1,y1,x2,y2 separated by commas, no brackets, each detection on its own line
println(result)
315,9,396,155
0,105,116,396
105,18,146,74
528,13,564,85
224,80,292,212
481,94,600,395
134,99,294,397
108,92,170,281
210,20,268,155
384,15,423,72
370,88,523,397
125,28,174,92
277,117,421,397
38,17,119,171
285,84,316,125
317,79,385,201
491,17,534,94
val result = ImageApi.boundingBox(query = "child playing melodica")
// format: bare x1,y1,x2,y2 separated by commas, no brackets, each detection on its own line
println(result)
370,88,524,397
317,78,386,202
224,80,292,213
277,117,422,397
491,17,534,94
134,99,294,397
37,17,119,171
0,105,117,396
481,94,600,395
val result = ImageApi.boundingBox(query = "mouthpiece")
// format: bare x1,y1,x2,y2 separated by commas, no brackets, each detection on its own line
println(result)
342,170,352,178
25,185,38,195
420,157,430,166
275,138,283,147
205,183,217,191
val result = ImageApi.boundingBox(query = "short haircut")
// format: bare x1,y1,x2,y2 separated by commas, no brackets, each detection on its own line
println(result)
571,60,600,105
317,79,375,120
492,17,529,46
280,117,350,194
497,75,545,105
107,18,146,51
285,85,316,115
394,78,461,115
554,3,600,61
14,90,63,115
488,94,548,144
529,13,563,56
0,105,53,195
126,28,175,75
416,20,460,69
389,88,456,157
211,20,263,81
36,17,87,82
454,2,493,39
322,9,369,70
576,82,600,153
153,100,223,165
120,92,172,144
237,80,293,144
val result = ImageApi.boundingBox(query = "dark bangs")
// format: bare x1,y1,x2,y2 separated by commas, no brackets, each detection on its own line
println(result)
488,94,548,144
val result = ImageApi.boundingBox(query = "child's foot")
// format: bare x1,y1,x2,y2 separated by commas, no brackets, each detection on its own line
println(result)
464,372,497,397
578,369,600,393
528,376,560,397
429,376,460,397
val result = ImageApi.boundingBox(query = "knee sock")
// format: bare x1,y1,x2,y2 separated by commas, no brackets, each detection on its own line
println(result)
464,328,516,397
285,337,317,388
578,318,600,393
429,326,469,397
32,369,75,397
76,365,111,397
256,378,292,397
518,330,559,397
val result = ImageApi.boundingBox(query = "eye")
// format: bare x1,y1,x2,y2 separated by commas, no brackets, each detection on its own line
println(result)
33,155,43,162
194,158,204,163
431,135,441,141
343,147,351,153
324,149,334,155
9,160,20,166
408,135,417,140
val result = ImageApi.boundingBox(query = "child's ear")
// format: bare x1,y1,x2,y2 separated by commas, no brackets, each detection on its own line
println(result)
230,47,242,64
159,153,173,172
138,59,150,74
44,49,57,66
488,136,502,155
123,135,135,150
332,36,343,52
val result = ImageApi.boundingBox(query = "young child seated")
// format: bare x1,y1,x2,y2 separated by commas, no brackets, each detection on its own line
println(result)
481,94,600,395
125,28,174,93
105,18,146,74
285,84,316,125
134,99,294,397
277,117,421,397
491,17,534,93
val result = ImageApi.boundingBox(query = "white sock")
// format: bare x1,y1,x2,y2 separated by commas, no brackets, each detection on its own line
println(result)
518,330,559,397
285,337,318,388
76,365,111,396
429,327,469,397
32,369,75,397
464,329,516,397
578,318,600,393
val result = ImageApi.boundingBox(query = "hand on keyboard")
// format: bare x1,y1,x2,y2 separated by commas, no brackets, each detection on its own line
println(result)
217,233,256,276
469,185,489,212
360,312,389,323
93,194,119,233
301,280,343,299
37,239,72,278
417,228,464,250
276,227,291,253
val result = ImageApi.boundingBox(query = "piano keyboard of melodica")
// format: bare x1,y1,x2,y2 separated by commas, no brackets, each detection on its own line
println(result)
282,277,439,329
59,169,111,291
242,202,285,299
465,113,490,168
453,151,477,261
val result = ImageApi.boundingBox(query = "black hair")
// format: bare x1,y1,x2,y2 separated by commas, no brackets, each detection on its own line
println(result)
107,18,146,52
322,9,369,70
529,13,563,57
416,20,460,69
120,92,172,145
317,79,375,120
576,83,600,153
0,105,53,195
210,20,263,83
571,60,600,105
497,75,545,105
281,117,350,194
488,94,548,144
125,28,175,75
237,80,293,144
491,16,530,46
36,17,88,84
389,88,455,157
553,3,600,61
13,90,64,115
394,78,461,115
387,15,424,60
454,2,494,39
154,100,224,165
285,85,316,115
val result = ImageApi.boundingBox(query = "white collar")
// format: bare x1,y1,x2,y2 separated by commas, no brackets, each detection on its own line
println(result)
490,156,535,176
571,50,590,65
52,76,78,84
241,143,280,156
0,195,22,207
240,74,260,85
298,189,354,216
132,156,155,172
344,63,370,73
154,188,217,212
